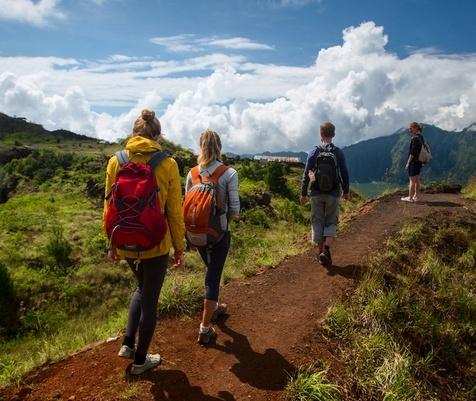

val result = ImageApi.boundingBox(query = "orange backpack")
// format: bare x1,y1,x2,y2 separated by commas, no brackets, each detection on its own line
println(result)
183,165,230,247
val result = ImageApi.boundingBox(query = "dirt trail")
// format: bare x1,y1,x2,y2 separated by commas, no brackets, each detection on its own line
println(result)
3,192,473,401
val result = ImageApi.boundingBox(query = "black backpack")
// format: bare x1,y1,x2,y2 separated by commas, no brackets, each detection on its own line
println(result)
312,144,340,193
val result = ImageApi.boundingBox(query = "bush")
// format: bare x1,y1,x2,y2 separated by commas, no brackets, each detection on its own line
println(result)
44,225,73,270
0,262,19,336
273,198,306,223
265,162,291,197
242,207,272,228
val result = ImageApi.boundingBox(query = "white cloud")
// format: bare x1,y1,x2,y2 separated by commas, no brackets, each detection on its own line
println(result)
150,34,274,53
0,21,475,152
0,0,65,26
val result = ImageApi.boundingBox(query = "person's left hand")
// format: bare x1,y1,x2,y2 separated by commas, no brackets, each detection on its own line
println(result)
107,247,118,262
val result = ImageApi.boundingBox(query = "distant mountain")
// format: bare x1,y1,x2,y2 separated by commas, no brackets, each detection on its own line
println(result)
0,113,101,145
342,124,476,184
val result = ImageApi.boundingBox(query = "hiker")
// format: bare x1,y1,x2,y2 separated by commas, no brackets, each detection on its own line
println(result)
103,109,185,375
300,122,350,267
401,122,427,202
183,129,240,345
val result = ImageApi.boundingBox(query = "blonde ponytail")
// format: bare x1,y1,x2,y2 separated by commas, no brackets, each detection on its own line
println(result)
198,129,222,167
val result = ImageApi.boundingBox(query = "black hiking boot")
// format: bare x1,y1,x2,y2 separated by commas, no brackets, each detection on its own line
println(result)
319,247,332,267
197,326,217,346
211,303,228,323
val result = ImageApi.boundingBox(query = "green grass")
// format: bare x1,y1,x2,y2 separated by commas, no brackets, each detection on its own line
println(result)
462,177,476,200
322,215,475,401
285,365,341,401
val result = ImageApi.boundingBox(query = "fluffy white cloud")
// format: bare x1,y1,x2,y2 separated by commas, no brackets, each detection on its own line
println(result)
150,34,274,53
0,0,65,26
1,21,475,152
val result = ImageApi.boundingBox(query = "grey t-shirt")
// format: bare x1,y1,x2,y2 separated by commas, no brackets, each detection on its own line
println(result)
185,160,240,230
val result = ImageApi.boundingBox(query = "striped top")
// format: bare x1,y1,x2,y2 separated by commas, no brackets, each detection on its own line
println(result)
185,160,240,230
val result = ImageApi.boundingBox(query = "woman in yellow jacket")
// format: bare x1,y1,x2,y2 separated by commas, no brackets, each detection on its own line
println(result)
103,109,185,375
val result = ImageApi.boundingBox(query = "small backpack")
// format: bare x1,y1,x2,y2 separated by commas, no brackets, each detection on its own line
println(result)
312,144,340,193
104,150,169,254
183,164,230,248
418,137,432,164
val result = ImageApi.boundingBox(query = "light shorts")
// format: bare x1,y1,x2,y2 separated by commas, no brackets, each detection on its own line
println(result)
310,194,340,244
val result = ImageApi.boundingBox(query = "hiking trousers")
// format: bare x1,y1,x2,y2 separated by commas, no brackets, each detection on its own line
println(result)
124,255,168,362
310,194,340,244
198,232,231,301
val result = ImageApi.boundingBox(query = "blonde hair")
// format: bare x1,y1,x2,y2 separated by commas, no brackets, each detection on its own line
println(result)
320,122,335,138
198,129,222,167
132,109,161,139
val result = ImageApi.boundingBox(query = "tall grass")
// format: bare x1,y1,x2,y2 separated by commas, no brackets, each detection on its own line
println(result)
322,215,475,401
285,365,340,401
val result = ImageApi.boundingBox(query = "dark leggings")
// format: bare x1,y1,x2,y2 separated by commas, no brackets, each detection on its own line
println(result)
123,255,168,364
198,232,231,301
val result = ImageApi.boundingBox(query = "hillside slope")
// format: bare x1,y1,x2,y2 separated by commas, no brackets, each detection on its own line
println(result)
2,191,473,401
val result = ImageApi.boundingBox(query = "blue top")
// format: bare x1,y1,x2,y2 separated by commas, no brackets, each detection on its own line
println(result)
300,143,350,197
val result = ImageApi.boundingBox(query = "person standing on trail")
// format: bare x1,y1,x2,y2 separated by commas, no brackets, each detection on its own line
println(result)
401,122,428,202
183,130,240,345
300,122,350,267
103,109,185,375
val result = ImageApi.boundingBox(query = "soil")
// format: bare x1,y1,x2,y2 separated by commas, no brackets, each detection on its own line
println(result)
2,192,474,401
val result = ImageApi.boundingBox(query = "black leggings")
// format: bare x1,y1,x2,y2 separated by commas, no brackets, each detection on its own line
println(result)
198,232,231,302
123,255,168,364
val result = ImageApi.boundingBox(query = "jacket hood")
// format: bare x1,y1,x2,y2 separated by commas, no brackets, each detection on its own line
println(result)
125,136,162,153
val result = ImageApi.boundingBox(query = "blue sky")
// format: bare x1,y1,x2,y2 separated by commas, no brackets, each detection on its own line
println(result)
2,1,475,62
0,0,475,151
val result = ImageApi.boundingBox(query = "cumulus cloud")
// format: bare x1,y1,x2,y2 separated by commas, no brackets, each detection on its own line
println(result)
0,0,65,26
0,21,475,152
150,34,274,53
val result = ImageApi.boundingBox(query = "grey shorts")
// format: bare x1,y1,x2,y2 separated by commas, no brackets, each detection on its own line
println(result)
310,194,340,244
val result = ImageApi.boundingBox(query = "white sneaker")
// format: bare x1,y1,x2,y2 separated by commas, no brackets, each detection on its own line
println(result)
118,345,134,359
130,354,162,375
412,196,420,202
401,196,413,202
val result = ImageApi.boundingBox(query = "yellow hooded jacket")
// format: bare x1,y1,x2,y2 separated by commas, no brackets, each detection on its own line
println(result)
103,136,185,259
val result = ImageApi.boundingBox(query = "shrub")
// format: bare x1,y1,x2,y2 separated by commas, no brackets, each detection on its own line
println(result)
44,225,73,270
0,262,19,336
264,162,290,197
242,207,272,228
273,198,306,223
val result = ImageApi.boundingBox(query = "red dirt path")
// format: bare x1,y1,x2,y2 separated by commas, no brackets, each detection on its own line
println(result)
2,192,473,401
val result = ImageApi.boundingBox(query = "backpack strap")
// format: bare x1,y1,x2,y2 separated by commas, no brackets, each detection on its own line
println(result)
208,164,230,185
190,166,202,185
115,150,129,166
148,151,170,171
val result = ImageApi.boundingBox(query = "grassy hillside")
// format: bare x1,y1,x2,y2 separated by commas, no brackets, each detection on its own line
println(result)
0,114,367,387
287,213,475,401
343,124,476,185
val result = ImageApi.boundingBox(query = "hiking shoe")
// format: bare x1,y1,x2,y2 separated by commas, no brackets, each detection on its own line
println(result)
319,248,332,267
118,345,134,359
401,196,413,202
211,303,228,323
197,327,217,346
130,354,162,375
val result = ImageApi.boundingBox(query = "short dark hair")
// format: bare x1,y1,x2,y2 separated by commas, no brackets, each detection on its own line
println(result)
320,122,335,138
409,122,422,133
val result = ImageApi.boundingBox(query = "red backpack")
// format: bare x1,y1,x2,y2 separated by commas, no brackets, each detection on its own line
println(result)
105,150,169,254
183,164,229,247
